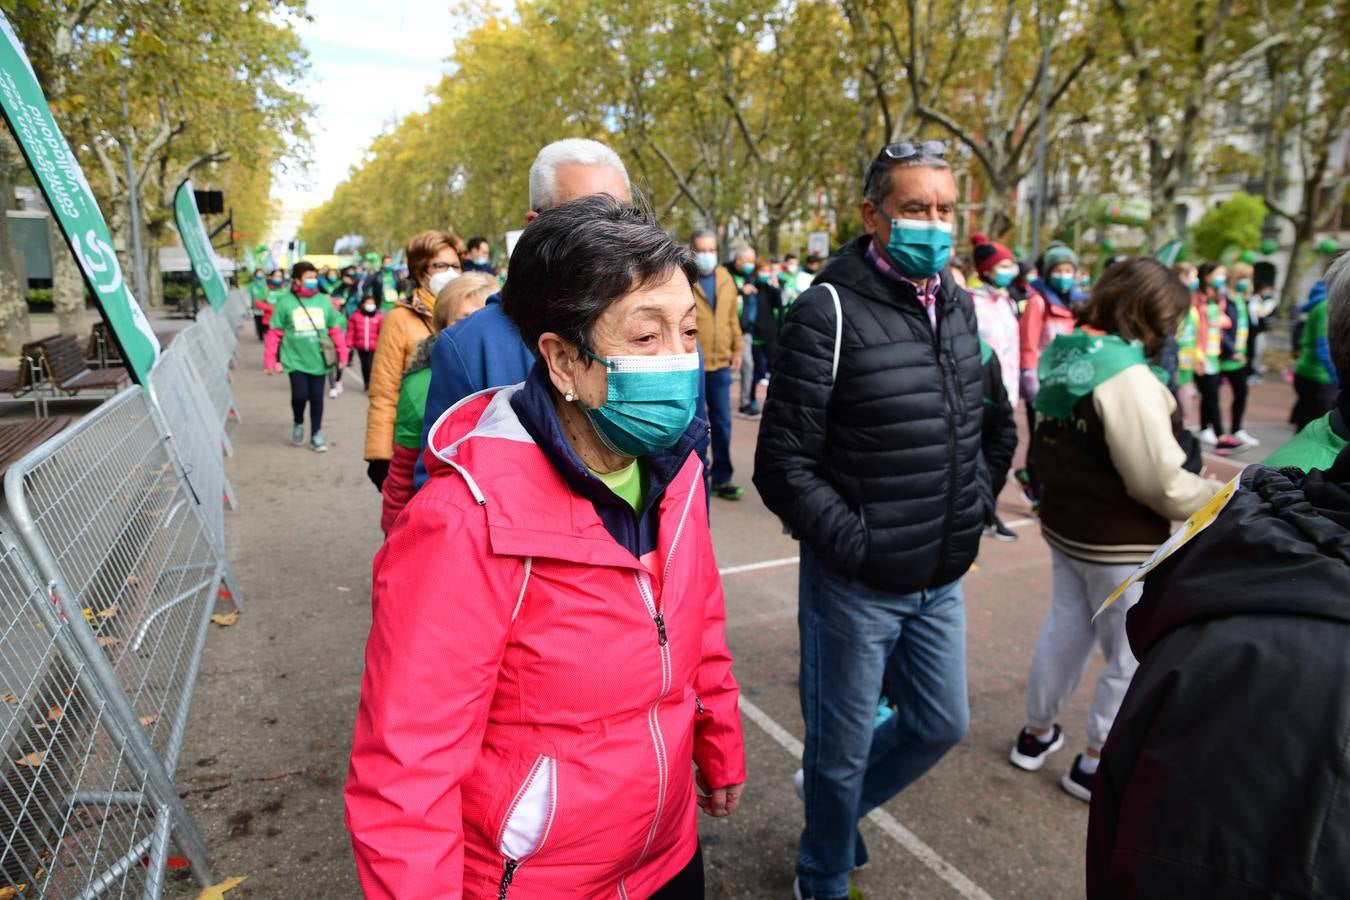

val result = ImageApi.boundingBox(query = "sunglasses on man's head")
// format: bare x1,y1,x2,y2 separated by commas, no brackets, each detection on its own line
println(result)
880,140,948,161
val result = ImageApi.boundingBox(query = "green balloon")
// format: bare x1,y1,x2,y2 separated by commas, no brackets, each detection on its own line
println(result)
1239,250,1256,263
1100,239,1113,252
1259,238,1278,255
1317,238,1339,255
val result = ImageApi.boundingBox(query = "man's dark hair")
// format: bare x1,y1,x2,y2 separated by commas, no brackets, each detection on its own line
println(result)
784,254,798,263
1075,257,1190,355
503,195,698,358
466,236,489,253
863,141,951,207
291,261,317,280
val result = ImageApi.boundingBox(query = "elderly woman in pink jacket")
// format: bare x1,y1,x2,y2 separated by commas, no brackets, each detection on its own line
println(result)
345,196,747,900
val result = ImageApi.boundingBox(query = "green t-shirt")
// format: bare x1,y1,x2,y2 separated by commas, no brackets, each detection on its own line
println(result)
394,367,432,450
248,278,268,303
269,291,340,376
1264,411,1348,472
590,460,645,512
1294,300,1334,385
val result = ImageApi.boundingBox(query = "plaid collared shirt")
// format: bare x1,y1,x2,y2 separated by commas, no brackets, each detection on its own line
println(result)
866,242,941,330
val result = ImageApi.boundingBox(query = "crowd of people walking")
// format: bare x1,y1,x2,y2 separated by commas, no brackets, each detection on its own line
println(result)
247,136,1350,899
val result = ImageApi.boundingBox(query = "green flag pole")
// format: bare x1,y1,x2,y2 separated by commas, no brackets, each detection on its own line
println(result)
0,12,160,383
174,179,227,311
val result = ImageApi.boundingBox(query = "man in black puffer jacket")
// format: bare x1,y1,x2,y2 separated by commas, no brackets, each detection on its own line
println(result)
1086,451,1350,898
754,141,987,900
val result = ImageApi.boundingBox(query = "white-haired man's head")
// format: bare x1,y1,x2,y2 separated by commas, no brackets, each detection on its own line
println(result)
527,139,631,222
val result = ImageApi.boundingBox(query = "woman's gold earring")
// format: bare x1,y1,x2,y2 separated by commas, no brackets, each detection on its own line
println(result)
564,389,575,402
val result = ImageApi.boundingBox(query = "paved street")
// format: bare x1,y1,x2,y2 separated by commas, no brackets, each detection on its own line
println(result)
166,342,1299,899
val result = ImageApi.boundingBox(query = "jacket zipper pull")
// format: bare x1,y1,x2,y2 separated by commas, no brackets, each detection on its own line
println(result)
695,694,705,716
653,612,668,647
499,859,519,900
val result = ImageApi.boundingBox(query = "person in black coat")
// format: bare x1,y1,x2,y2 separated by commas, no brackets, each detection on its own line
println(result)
753,141,987,900
1086,450,1350,898
980,342,1018,542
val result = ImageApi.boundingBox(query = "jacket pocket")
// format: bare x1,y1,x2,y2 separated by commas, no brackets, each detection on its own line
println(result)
495,755,558,898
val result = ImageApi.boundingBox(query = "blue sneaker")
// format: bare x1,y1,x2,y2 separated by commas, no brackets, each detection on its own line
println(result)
292,423,305,446
310,432,328,453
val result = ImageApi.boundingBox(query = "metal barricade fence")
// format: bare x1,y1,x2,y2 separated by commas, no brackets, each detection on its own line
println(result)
0,527,181,897
4,388,227,892
175,324,237,456
147,343,232,545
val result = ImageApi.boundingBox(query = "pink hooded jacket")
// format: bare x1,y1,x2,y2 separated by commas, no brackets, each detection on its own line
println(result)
345,386,745,899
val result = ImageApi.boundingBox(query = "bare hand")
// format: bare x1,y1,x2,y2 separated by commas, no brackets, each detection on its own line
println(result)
741,283,758,296
695,768,743,818
264,366,274,376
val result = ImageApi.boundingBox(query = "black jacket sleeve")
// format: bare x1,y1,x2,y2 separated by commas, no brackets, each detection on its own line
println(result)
752,286,868,575
981,353,1018,492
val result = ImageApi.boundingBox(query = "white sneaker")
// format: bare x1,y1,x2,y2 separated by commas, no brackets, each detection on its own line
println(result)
1233,429,1260,447
1198,426,1218,446
328,387,338,398
793,768,804,801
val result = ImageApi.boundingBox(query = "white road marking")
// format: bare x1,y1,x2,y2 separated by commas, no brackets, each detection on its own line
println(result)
738,697,997,900
718,556,800,576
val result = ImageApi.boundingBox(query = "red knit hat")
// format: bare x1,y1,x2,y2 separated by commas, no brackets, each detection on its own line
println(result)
970,233,1013,276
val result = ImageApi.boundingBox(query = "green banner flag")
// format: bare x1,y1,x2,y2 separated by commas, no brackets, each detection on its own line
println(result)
0,13,159,382
174,179,227,310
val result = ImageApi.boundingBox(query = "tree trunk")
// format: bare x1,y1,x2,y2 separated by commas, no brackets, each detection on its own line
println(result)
765,209,782,258
49,217,85,336
1279,224,1311,316
145,245,164,311
980,187,1014,242
0,162,32,355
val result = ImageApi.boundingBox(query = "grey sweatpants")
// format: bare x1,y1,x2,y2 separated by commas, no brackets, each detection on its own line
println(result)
1025,546,1141,751
739,342,756,408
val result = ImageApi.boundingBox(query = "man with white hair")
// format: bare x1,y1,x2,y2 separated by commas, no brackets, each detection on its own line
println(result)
408,139,638,492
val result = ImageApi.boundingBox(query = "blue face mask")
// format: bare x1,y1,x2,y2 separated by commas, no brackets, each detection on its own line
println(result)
1209,276,1227,292
1187,277,1200,292
991,269,1016,288
1049,274,1076,295
580,351,701,458
886,219,952,279
1235,278,1251,293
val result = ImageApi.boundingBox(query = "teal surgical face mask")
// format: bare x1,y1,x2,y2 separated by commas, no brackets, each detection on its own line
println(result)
695,252,718,275
1049,273,1076,295
885,218,952,279
1209,276,1227,292
991,269,1016,288
1187,277,1200,292
1236,278,1251,293
579,350,701,458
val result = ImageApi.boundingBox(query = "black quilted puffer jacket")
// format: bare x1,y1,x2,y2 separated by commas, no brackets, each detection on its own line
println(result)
753,235,989,593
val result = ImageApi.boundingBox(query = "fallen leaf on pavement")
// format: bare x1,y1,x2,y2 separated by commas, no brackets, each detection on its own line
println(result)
0,883,28,897
46,706,61,721
16,751,45,767
195,875,247,900
97,636,120,648
98,604,119,619
138,714,158,727
211,611,240,627
1,693,16,705
336,586,351,592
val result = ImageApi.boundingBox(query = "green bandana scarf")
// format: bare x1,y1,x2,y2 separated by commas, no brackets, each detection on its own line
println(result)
1034,331,1166,420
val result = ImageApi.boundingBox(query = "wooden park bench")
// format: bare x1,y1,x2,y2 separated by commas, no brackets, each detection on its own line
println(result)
0,353,42,416
0,416,70,482
34,335,128,408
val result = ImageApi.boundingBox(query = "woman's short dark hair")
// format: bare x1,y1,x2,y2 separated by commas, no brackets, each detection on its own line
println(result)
291,261,317,280
1197,261,1223,286
503,195,698,356
1075,257,1190,355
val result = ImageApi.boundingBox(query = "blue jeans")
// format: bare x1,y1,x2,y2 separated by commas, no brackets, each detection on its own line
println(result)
703,366,733,484
796,548,969,899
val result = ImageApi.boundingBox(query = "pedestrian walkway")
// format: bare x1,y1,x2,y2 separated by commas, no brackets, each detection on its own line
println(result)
163,357,1312,898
